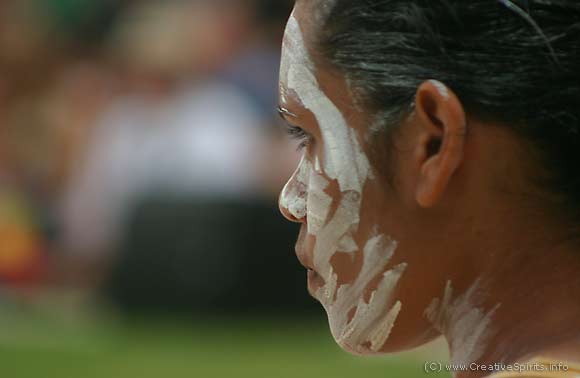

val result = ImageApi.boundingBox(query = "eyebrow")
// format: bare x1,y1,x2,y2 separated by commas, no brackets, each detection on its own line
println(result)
277,106,298,119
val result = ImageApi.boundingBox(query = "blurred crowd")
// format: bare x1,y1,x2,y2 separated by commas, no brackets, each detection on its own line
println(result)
0,0,311,315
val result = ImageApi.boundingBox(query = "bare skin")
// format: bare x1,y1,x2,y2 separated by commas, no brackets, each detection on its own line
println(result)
278,2,580,377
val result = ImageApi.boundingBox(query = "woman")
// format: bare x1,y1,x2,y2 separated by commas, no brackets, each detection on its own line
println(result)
277,1,580,377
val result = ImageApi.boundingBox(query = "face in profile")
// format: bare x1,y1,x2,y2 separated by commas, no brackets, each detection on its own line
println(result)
278,5,438,356
278,11,405,353
277,1,503,363
278,0,580,373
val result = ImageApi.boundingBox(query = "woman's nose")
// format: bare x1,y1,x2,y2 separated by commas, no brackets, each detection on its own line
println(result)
279,178,307,223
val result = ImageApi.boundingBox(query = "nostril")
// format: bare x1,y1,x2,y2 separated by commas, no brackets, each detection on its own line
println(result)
279,201,305,223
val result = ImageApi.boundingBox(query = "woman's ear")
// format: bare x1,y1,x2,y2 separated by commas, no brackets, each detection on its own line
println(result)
413,80,467,208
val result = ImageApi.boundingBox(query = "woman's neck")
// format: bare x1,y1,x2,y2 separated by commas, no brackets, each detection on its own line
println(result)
440,225,580,378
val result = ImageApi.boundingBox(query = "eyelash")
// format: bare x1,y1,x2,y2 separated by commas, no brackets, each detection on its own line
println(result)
284,123,312,151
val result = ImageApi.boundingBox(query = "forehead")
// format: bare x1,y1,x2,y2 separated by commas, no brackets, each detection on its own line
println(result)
280,1,326,68
279,5,357,120
280,6,316,86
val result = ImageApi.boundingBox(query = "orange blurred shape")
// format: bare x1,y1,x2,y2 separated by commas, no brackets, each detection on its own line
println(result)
0,223,45,284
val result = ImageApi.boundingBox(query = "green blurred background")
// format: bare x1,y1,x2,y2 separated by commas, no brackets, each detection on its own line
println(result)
0,309,449,378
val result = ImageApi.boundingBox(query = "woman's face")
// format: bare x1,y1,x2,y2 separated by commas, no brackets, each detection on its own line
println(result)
279,3,490,354
277,5,461,355
277,1,580,369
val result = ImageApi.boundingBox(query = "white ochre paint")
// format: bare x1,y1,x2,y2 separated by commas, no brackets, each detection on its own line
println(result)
425,280,500,367
279,13,407,355
280,155,310,220
283,14,371,193
306,160,332,235
429,79,450,100
330,235,406,354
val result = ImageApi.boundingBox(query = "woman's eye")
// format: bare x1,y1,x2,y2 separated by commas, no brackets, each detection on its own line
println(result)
284,124,312,151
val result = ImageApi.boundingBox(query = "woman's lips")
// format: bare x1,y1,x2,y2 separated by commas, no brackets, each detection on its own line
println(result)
294,243,314,271
295,229,325,296
307,269,325,295
295,246,325,295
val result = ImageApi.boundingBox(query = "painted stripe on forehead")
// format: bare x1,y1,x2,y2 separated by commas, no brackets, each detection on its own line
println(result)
282,14,371,193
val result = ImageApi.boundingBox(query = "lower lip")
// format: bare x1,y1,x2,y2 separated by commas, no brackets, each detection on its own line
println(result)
307,269,325,295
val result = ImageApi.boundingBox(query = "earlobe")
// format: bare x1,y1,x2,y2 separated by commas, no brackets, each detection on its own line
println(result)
414,80,467,208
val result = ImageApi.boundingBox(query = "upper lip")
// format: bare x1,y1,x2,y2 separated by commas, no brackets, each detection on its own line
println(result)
295,246,314,270
294,228,315,270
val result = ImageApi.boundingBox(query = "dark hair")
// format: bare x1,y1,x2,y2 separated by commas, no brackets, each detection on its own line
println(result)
316,0,580,224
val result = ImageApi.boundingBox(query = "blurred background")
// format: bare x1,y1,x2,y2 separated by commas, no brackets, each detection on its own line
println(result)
0,0,448,376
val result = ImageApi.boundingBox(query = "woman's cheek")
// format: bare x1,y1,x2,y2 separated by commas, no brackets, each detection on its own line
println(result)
306,159,333,236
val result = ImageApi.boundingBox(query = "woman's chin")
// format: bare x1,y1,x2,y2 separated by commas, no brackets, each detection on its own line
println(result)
334,339,386,356
327,323,404,356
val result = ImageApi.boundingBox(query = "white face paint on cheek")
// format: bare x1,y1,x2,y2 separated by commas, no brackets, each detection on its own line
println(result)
280,13,408,354
326,235,407,354
307,159,332,235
